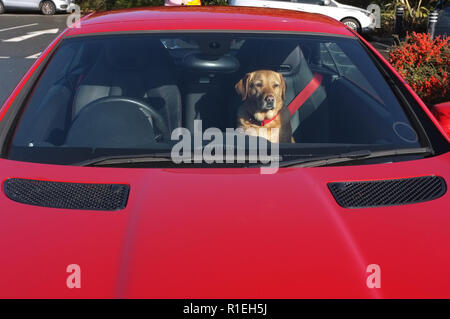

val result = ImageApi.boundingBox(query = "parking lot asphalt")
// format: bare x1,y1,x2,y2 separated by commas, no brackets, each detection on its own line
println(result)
0,13,68,105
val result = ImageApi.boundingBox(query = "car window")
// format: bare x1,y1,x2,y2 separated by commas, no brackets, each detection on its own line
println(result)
297,0,322,4
8,33,423,166
320,42,379,98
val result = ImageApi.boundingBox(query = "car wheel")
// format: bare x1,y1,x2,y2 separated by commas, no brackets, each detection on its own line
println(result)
40,1,56,15
341,18,361,33
0,2,5,14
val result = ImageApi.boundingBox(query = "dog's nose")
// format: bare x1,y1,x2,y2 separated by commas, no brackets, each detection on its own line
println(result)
265,95,275,103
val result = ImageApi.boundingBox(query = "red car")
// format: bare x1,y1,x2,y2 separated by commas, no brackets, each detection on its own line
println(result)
0,6,449,298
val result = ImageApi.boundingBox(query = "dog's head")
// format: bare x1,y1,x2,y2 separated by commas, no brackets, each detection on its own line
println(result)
235,70,286,112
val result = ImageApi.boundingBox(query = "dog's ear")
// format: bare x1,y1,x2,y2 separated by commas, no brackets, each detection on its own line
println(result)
279,73,286,101
235,73,252,101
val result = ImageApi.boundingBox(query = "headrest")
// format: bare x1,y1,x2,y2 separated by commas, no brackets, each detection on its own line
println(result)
256,40,304,76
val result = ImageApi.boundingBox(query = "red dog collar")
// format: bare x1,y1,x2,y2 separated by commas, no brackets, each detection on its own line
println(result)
249,111,280,127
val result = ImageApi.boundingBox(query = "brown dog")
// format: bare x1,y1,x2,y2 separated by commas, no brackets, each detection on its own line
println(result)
235,70,293,143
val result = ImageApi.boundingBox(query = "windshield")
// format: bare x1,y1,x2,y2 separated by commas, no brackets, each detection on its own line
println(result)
8,33,424,166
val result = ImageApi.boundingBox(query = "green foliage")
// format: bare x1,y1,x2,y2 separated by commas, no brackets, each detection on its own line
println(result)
363,0,439,35
202,0,228,5
383,0,433,21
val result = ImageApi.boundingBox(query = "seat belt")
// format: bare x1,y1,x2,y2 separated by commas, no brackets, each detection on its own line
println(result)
287,73,323,117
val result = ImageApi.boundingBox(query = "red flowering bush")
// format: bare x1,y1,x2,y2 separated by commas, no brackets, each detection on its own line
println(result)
389,32,450,106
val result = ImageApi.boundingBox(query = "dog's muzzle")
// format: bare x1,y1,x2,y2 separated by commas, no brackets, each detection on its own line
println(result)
263,95,275,110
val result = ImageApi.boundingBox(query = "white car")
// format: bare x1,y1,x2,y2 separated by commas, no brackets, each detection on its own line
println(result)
0,0,74,15
228,0,376,33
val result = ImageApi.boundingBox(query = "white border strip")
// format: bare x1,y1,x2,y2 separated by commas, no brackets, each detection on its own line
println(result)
0,23,38,33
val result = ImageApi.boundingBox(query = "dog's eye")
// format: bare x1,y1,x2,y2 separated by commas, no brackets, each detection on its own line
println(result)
254,82,263,88
273,83,280,88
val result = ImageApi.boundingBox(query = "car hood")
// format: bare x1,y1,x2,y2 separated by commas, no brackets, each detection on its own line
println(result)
0,154,450,298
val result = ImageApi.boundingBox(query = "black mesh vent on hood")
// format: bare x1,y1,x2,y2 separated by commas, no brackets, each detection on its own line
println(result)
328,176,446,208
3,178,129,211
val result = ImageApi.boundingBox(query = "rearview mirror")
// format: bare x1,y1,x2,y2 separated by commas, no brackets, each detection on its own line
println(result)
431,102,450,137
320,0,331,5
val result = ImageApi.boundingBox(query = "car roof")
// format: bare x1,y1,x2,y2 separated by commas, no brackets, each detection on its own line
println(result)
65,6,355,37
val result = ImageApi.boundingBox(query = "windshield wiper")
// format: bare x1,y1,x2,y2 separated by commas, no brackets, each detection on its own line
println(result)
278,147,433,168
74,153,177,167
73,147,432,168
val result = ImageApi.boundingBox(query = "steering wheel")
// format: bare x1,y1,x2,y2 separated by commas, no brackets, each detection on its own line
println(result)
75,96,171,142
